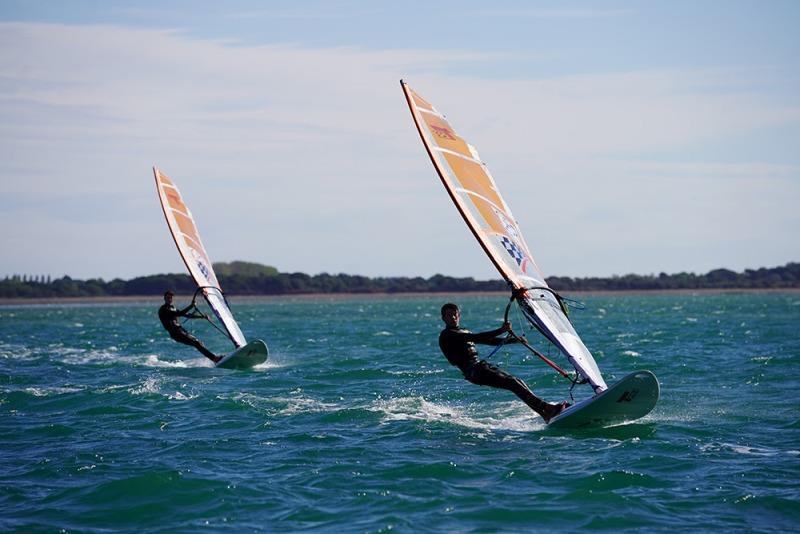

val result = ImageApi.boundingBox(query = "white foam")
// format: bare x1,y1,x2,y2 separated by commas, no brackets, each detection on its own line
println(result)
167,391,197,401
275,394,339,416
249,349,287,370
700,442,781,457
59,348,130,366
144,353,218,368
252,359,282,370
144,355,187,368
370,396,543,432
226,391,338,416
129,376,162,395
127,375,196,401
24,386,83,397
386,368,444,377
0,343,33,360
730,444,776,456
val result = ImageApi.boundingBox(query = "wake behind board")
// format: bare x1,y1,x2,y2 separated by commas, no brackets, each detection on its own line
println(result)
548,370,659,429
215,339,268,370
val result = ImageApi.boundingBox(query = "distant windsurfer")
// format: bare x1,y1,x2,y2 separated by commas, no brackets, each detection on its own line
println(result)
438,303,569,423
158,291,221,363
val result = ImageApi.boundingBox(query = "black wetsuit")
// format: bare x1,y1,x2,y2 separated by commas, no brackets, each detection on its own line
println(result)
158,303,217,361
438,325,546,413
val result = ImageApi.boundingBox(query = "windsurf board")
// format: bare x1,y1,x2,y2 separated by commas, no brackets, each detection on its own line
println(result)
548,370,660,428
215,339,268,370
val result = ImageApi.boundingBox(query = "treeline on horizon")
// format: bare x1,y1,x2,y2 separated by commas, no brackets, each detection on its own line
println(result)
1,261,799,299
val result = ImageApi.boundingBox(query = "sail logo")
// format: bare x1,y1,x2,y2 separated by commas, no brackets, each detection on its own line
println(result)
189,248,211,281
616,389,639,403
500,236,527,268
430,125,456,140
196,260,210,280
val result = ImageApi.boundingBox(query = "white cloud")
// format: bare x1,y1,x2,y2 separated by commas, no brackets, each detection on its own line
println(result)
0,22,797,280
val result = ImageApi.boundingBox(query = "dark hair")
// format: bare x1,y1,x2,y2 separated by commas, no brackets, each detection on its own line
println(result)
164,290,175,298
441,302,459,318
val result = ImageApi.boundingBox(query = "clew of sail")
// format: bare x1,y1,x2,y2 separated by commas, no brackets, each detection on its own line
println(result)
401,81,607,392
153,166,247,348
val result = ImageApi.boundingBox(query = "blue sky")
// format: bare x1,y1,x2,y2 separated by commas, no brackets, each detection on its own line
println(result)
1,1,798,281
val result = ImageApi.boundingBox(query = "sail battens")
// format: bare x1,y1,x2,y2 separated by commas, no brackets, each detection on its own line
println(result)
454,188,508,215
432,146,483,165
179,233,204,252
418,107,445,119
166,205,192,220
402,81,607,392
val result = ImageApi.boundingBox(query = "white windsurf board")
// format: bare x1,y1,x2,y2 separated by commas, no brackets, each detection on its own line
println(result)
215,339,268,370
548,370,660,428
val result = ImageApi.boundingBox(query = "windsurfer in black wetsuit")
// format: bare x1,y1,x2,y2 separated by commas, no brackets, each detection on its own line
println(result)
158,291,220,363
438,302,569,423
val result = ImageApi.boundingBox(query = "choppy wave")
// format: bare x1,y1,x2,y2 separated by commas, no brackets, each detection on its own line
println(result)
370,396,543,433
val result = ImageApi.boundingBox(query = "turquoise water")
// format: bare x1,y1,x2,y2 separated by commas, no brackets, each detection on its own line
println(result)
1,292,798,532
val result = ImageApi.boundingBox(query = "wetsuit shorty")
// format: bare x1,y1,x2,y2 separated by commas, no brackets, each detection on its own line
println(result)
438,325,546,412
158,303,217,361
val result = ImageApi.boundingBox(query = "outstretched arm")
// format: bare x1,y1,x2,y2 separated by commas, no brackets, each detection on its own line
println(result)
178,299,204,318
461,322,514,345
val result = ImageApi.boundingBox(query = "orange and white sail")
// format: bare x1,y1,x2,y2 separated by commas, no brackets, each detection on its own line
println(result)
401,81,606,391
153,166,247,348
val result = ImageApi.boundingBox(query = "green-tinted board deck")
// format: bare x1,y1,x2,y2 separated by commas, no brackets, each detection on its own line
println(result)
216,339,268,370
548,370,660,428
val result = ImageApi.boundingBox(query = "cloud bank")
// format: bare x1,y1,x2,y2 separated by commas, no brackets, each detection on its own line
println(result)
1,22,797,280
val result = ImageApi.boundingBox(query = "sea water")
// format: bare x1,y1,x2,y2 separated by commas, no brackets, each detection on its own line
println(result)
1,292,798,532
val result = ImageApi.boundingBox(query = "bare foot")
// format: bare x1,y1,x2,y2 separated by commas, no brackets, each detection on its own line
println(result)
542,401,571,423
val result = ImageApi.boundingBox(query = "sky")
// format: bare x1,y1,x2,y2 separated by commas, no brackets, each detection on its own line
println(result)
1,0,798,281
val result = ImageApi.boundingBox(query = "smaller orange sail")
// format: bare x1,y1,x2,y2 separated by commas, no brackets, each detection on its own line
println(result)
153,166,246,348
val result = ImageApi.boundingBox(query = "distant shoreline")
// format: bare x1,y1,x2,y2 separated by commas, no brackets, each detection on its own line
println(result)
1,287,798,306
3,262,796,299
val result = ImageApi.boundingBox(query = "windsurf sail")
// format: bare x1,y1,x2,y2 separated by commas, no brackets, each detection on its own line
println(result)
153,166,247,348
401,81,607,392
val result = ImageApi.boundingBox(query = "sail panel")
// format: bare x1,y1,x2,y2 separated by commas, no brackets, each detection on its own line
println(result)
154,166,247,348
402,81,607,391
441,154,506,210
